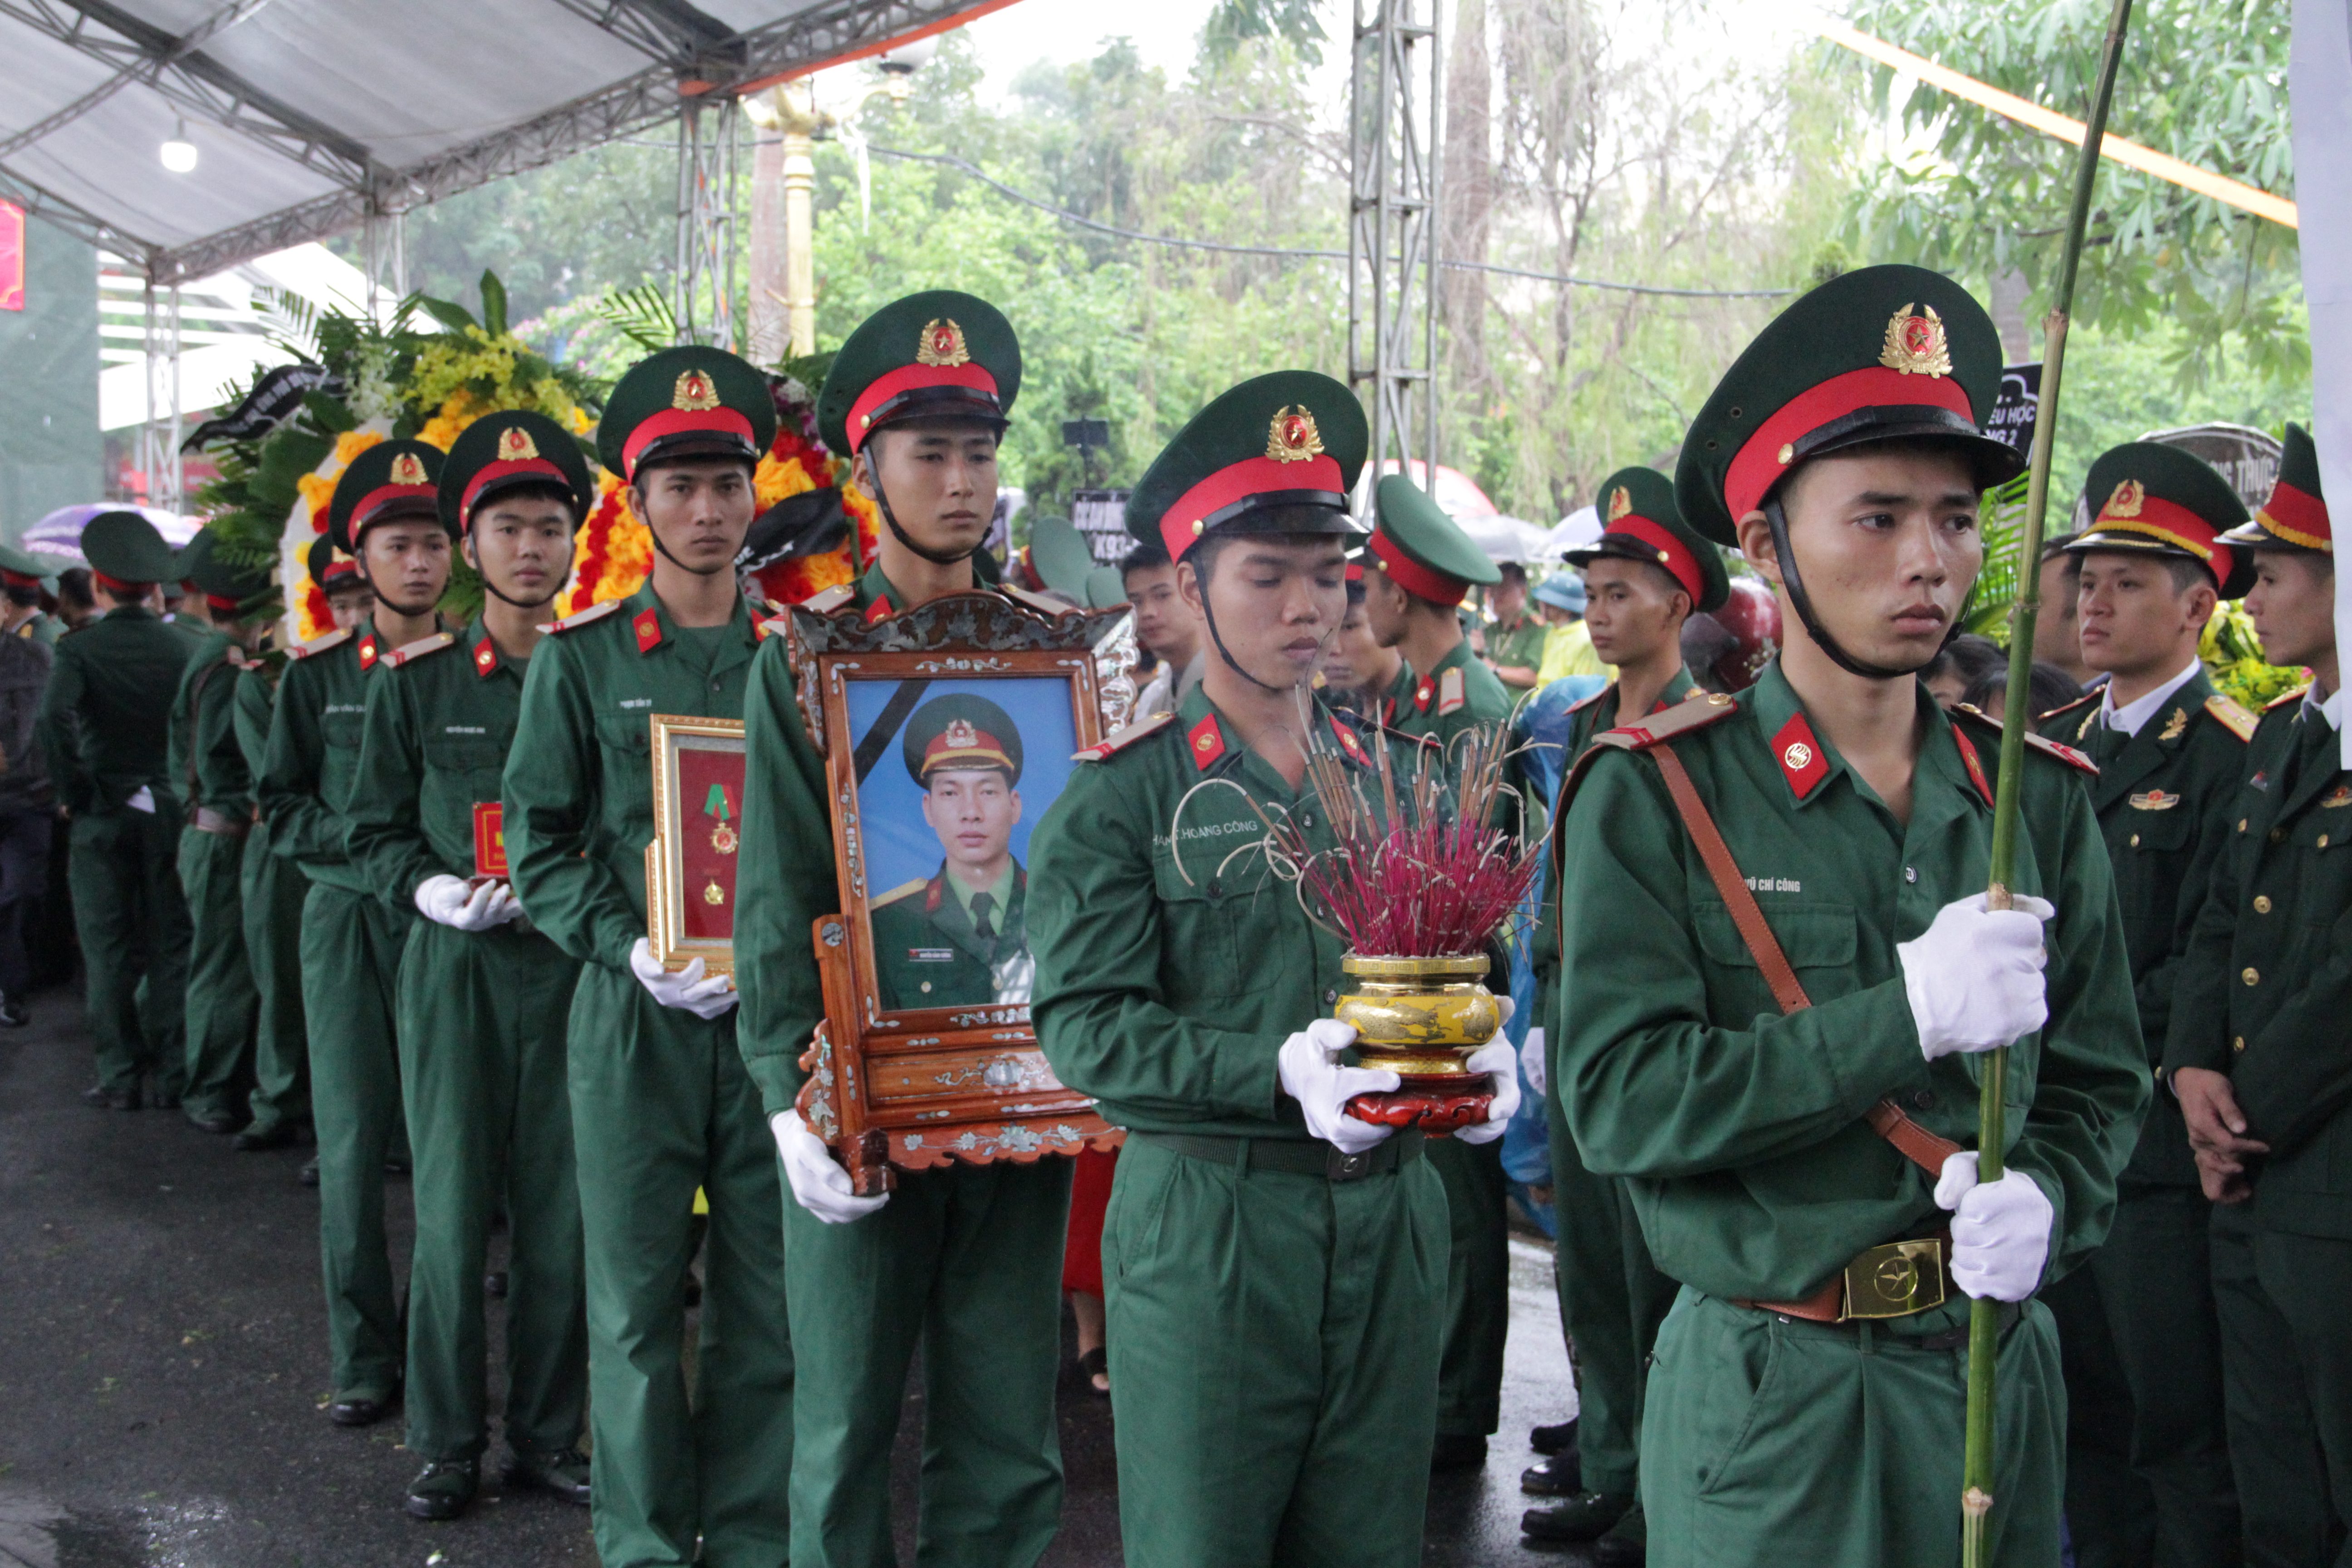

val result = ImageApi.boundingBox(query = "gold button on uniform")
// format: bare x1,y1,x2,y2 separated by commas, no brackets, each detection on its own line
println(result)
2239,818,2249,833
2129,833,2141,848
2254,895,2273,914
2243,967,2260,987
2320,834,2332,849
2234,1036,2247,1053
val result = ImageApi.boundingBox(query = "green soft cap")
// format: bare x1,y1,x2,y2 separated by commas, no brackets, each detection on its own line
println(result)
81,510,178,583
818,290,1022,458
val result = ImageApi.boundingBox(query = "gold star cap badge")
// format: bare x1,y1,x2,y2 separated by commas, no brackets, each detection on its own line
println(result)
497,426,540,462
672,369,721,412
1878,304,1953,377
389,453,428,485
1607,485,1632,521
944,718,978,748
1265,405,1326,463
916,318,971,368
2103,479,2146,519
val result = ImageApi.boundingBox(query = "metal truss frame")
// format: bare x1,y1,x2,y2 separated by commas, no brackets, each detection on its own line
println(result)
1346,0,1442,491
673,93,740,347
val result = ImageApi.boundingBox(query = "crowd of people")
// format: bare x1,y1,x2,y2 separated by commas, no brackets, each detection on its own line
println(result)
12,264,2347,1568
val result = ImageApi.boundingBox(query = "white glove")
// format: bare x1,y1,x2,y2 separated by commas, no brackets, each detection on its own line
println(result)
1454,1038,1523,1144
628,936,737,1019
772,1111,888,1223
1519,1026,1548,1100
1278,1019,1400,1155
414,873,522,931
1899,893,2053,1060
1934,1152,2054,1302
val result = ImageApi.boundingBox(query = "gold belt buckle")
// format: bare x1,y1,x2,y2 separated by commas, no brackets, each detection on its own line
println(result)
1841,1237,1945,1320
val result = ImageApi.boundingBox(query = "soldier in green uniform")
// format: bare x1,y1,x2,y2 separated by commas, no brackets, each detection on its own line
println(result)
1552,265,2147,1567
503,346,794,1568
348,410,592,1521
1026,371,1519,1568
233,539,363,1156
0,540,54,1029
2030,444,2255,1568
1522,466,1729,1558
261,441,454,1426
1484,562,1549,691
2166,422,2347,1567
1355,471,1516,1471
1,542,64,646
36,511,196,1110
735,292,1074,1568
869,693,1032,1012
169,530,274,1133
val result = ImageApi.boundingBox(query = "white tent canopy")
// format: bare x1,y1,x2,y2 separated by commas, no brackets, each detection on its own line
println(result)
0,0,1000,282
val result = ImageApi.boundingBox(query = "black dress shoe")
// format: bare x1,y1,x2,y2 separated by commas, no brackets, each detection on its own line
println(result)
1530,1417,1578,1455
299,1157,320,1188
1592,1500,1647,1565
1521,1451,1583,1496
328,1390,397,1427
82,1085,141,1111
405,1458,479,1520
504,1448,591,1506
1522,1491,1635,1544
186,1107,240,1135
234,1121,297,1152
1430,1432,1488,1472
485,1272,509,1298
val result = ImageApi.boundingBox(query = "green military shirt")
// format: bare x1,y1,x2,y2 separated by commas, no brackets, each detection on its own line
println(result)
258,626,392,892
1029,683,1410,1142
168,631,255,818
2038,669,2249,1186
347,624,528,903
36,603,196,814
1486,611,1549,681
1554,662,2148,1303
235,656,284,845
2164,691,2352,1237
505,584,763,972
1382,638,1514,746
869,862,1029,1010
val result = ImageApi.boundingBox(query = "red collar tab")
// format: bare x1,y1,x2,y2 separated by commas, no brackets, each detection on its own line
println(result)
1414,675,1436,712
1187,713,1227,771
1604,514,1706,603
1329,713,1369,765
357,631,379,670
632,606,664,655
1951,723,1994,805
2256,479,2332,551
863,594,896,626
1772,711,1830,799
1368,527,1470,607
473,635,499,677
1726,364,1975,524
1159,451,1347,564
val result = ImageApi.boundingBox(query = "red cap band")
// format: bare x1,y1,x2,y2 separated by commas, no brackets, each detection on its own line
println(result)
2256,480,2332,551
351,483,439,531
1,570,40,589
461,457,568,527
622,406,758,479
204,592,246,614
1725,366,1975,524
92,572,149,595
2090,489,2235,588
1603,514,1705,602
845,362,1001,455
1367,526,1469,606
1160,453,1347,563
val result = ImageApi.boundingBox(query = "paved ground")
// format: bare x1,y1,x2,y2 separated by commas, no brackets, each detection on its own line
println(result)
0,987,1588,1567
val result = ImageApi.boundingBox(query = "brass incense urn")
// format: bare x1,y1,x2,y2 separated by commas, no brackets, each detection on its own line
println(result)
1335,953,1503,1130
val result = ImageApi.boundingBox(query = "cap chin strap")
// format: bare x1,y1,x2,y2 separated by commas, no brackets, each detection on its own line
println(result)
868,461,980,568
1764,495,1945,681
1197,566,1327,696
647,527,735,579
470,553,563,612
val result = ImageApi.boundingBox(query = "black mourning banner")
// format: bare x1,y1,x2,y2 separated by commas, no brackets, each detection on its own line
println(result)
1987,363,2042,460
179,363,345,452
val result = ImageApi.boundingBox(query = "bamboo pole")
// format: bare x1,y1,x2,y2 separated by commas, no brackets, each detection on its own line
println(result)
1966,0,2136,1560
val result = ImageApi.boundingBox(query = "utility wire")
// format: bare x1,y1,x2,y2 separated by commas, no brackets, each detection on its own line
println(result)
867,145,1797,300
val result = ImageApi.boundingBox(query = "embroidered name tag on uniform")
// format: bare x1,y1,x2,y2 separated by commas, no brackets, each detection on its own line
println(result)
2129,790,2181,811
908,949,956,962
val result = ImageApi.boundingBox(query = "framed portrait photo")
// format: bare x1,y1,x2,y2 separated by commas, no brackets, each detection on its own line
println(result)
644,713,748,977
786,592,1133,1193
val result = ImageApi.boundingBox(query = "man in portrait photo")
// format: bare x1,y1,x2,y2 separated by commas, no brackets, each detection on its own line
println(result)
871,692,1031,1009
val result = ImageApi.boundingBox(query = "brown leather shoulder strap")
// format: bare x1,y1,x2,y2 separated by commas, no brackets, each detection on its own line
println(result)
1643,739,1962,1178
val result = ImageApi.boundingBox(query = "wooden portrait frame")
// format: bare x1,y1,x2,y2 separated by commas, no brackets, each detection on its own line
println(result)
644,713,749,977
788,591,1135,1193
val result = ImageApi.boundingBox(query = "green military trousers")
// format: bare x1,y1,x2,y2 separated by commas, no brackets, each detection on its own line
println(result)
1426,1133,1509,1439
302,881,409,1402
2253,1227,2352,1563
398,919,586,1465
567,964,793,1568
240,828,309,1135
68,806,191,1099
1548,1077,1677,1494
176,823,255,1124
2046,1184,2239,1568
1643,1289,2063,1567
2210,1201,2333,1566
1103,1133,1447,1568
784,1156,1070,1568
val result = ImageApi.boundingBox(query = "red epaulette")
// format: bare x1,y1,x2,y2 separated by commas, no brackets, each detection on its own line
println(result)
537,598,623,636
288,626,351,661
1073,710,1177,762
381,632,456,670
1953,702,2099,777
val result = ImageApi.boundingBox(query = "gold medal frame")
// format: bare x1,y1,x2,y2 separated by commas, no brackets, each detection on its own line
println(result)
644,713,749,978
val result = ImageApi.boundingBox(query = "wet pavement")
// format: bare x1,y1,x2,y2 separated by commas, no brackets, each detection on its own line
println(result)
1,988,1589,1566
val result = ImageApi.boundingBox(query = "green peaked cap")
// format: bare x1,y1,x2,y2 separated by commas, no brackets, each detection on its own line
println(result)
439,408,595,535
81,510,177,583
307,535,364,593
1675,263,2021,547
2223,421,2333,555
328,440,447,554
818,290,1022,458
2070,441,2254,598
1367,472,1499,604
1026,514,1097,600
901,691,1024,786
180,527,275,612
1127,370,1367,562
598,345,776,482
1565,465,1729,613
0,539,56,584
